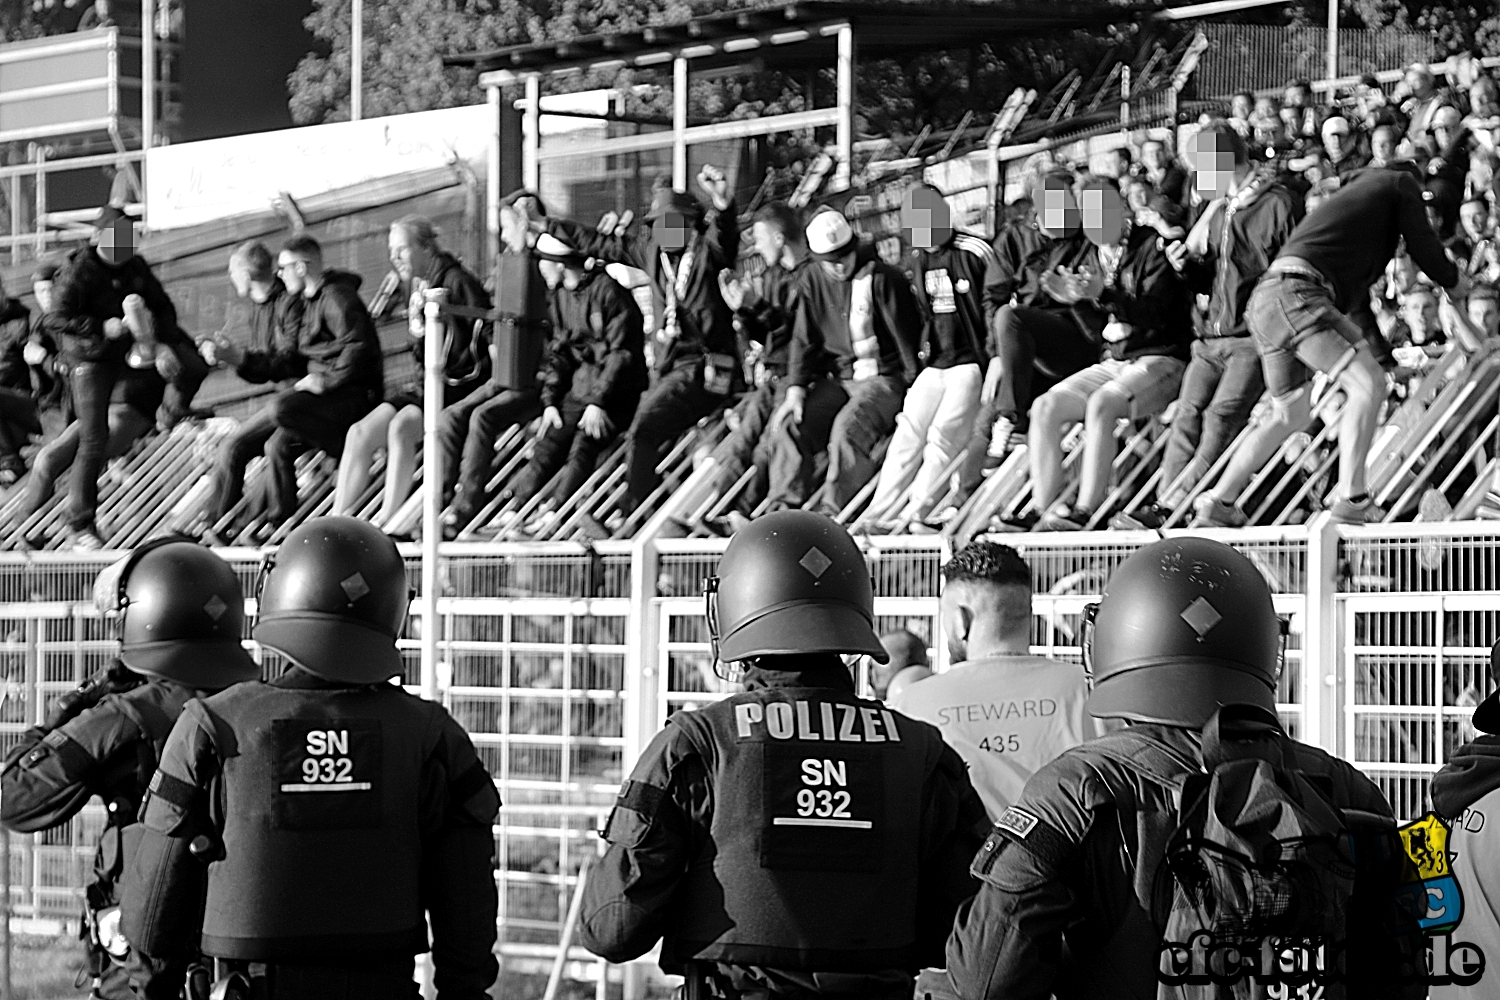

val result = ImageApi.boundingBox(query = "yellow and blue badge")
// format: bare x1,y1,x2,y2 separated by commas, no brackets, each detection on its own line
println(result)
1397,812,1463,933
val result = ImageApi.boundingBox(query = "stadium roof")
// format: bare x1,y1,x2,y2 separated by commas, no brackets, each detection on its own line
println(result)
444,0,1188,79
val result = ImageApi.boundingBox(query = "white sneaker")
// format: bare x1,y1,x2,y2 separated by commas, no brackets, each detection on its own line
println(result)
987,417,1016,459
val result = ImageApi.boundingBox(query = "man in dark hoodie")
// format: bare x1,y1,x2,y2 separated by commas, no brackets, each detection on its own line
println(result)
526,166,741,524
199,240,307,542
579,511,988,1000
44,205,206,548
763,209,922,516
1430,639,1500,998
1024,175,1191,531
261,234,383,527
1115,124,1296,529
333,216,490,533
703,201,807,530
489,233,647,535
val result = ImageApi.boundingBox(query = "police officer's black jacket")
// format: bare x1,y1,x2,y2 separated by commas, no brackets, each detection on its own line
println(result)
121,667,500,1000
1,667,199,834
580,659,989,999
45,246,187,368
938,723,1427,1000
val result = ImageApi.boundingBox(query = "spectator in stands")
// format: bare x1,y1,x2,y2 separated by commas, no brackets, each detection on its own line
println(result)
1228,90,1255,138
333,217,491,535
1403,62,1454,155
869,629,928,701
524,166,741,528
1021,175,1191,531
1321,115,1371,179
1193,165,1467,528
1428,105,1471,189
484,234,647,538
1469,283,1500,338
1138,137,1187,205
762,209,920,515
0,286,39,487
1397,285,1442,347
1370,124,1402,168
198,241,306,543
1467,76,1500,131
1103,146,1132,181
1116,125,1296,530
1356,74,1406,133
973,171,1092,463
260,235,383,530
23,264,70,443
889,541,1097,820
44,205,202,549
439,189,549,534
702,202,806,530
866,183,992,529
1282,78,1320,140
12,353,171,548
76,0,118,30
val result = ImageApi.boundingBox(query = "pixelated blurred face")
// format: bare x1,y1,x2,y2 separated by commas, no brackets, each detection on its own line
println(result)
32,280,52,314
1231,94,1254,121
1462,202,1489,240
653,211,692,252
1403,294,1439,345
538,258,566,290
1080,185,1126,247
750,220,784,267
1191,133,1236,200
1470,297,1500,338
94,218,134,266
1036,177,1079,236
820,248,859,281
902,187,953,250
1371,129,1397,164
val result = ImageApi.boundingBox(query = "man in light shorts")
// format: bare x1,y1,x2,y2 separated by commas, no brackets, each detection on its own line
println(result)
1192,165,1466,526
1022,175,1192,531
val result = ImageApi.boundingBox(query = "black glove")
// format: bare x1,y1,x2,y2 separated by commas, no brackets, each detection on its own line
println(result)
42,663,143,731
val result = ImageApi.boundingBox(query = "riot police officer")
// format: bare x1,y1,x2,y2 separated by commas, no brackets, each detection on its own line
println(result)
121,515,500,1000
0,537,260,1000
579,510,988,1000
930,536,1427,1000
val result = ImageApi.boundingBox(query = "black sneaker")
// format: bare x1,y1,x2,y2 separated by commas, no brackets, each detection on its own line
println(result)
1111,504,1172,530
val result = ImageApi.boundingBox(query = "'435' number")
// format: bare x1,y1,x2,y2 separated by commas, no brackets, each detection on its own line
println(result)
302,757,353,783
978,735,1021,754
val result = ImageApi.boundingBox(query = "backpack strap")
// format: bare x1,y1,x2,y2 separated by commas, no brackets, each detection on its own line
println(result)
1201,703,1287,772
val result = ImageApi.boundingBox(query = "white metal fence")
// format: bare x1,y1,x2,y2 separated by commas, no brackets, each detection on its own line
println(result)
0,522,1495,987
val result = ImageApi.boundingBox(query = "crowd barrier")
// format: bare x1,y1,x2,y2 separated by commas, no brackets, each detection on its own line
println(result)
0,519,1494,989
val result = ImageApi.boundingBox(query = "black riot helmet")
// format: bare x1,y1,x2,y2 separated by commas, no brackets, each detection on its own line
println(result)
706,510,887,664
252,516,410,684
92,536,259,689
1082,536,1283,727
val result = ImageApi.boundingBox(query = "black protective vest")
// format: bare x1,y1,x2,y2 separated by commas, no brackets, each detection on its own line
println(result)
665,686,932,971
196,682,439,961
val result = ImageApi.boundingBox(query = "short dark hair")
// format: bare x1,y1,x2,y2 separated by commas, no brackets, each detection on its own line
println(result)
230,240,274,281
753,202,802,242
282,234,322,260
1359,73,1381,89
943,540,1032,592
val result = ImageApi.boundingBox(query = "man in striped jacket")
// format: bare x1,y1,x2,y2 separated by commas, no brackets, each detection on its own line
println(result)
763,209,922,516
867,183,993,528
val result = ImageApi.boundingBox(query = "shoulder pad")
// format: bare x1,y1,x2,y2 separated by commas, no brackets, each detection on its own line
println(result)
182,698,238,759
977,748,1117,879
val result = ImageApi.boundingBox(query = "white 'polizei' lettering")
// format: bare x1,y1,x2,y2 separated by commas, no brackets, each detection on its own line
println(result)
733,700,905,743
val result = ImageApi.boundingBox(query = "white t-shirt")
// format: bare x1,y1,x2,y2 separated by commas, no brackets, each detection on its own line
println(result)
890,654,1100,821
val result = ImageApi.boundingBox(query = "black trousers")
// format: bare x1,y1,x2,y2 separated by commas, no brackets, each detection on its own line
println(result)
991,305,1098,431
205,396,285,525
264,386,377,524
441,383,543,513
510,393,636,506
624,364,725,509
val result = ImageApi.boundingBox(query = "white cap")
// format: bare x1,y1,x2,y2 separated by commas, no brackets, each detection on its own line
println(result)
1321,116,1351,137
806,210,856,259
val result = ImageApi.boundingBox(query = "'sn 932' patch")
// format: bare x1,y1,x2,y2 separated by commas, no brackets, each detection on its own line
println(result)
760,744,882,873
272,719,383,830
